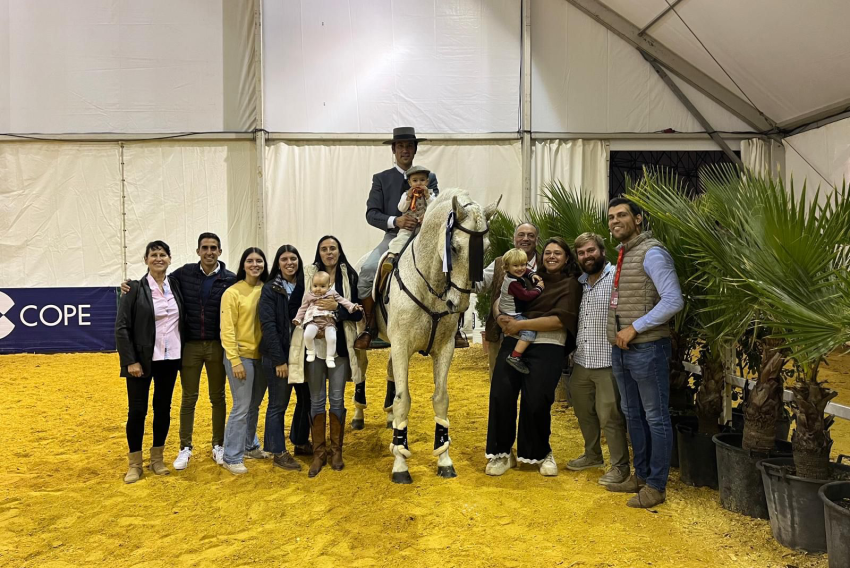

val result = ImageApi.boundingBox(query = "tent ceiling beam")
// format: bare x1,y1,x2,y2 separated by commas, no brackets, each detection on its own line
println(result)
533,132,757,140
638,0,686,36
645,54,742,166
780,97,850,135
564,0,776,134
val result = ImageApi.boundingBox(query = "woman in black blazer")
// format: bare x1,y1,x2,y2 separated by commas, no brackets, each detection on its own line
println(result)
115,241,185,484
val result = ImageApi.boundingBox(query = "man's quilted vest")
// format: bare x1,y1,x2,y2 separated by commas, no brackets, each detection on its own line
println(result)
606,231,670,345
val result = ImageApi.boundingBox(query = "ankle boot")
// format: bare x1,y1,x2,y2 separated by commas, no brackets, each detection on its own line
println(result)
329,410,346,471
124,451,144,484
354,298,376,349
308,413,327,478
149,446,170,476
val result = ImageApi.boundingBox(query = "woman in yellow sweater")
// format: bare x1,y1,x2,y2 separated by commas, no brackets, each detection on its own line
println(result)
220,247,268,474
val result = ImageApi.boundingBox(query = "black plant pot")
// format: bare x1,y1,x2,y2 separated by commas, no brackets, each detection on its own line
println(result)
713,433,792,519
676,423,718,489
818,474,850,568
758,457,850,553
670,410,698,469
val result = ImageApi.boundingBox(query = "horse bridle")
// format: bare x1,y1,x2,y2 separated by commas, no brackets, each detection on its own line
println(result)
410,206,489,299
390,203,489,356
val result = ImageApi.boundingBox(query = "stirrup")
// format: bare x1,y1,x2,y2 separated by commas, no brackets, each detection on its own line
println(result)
454,329,470,349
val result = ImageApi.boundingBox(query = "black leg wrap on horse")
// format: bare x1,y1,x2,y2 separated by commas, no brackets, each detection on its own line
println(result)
434,424,450,453
354,381,366,406
383,381,396,412
393,427,409,452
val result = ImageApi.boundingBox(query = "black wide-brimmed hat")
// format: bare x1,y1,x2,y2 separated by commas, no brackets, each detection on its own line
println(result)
383,126,427,145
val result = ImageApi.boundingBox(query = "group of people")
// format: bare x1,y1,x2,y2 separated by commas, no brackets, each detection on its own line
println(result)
115,125,684,510
115,233,364,481
480,199,683,509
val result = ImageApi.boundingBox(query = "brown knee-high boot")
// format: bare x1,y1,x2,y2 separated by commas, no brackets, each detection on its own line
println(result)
329,410,346,471
354,297,376,349
308,413,327,478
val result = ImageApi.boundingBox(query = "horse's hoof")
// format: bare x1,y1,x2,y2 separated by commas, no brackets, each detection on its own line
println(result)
351,419,364,430
437,465,457,478
386,421,393,429
392,471,413,484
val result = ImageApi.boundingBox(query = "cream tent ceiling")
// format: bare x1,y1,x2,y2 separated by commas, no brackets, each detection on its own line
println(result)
596,0,850,130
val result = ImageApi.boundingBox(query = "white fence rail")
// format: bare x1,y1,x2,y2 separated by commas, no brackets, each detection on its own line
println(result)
682,362,850,422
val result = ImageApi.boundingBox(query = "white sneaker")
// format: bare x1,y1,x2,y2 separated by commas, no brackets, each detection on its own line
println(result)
306,350,316,363
539,452,558,477
173,447,192,470
486,457,510,476
212,445,224,465
485,452,517,476
222,461,248,475
326,357,336,368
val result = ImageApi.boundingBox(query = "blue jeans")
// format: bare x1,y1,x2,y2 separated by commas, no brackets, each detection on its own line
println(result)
508,314,537,343
612,337,673,492
222,357,266,465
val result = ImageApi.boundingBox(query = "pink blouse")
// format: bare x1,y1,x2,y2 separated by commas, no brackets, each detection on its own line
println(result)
147,274,181,361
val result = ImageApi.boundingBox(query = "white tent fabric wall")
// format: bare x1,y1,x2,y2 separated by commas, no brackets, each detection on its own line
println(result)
530,0,753,134
262,0,521,133
0,0,256,134
784,117,850,200
532,139,609,206
0,143,122,287
264,140,522,265
122,141,258,278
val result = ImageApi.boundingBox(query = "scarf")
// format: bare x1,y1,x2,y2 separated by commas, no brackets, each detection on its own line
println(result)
523,270,581,338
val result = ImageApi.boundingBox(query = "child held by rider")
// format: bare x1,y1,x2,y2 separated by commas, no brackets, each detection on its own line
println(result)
293,271,362,368
499,247,544,374
381,165,433,277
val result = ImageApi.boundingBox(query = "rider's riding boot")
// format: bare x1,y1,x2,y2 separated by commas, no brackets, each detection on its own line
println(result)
454,328,469,349
354,296,376,349
380,254,396,280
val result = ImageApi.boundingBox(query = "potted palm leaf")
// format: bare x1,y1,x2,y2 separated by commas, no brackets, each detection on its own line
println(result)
642,164,850,549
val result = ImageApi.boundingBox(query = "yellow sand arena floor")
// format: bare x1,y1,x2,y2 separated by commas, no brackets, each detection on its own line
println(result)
2,348,849,568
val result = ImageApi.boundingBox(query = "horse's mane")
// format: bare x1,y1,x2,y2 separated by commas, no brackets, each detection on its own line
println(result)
424,187,486,231
429,187,472,207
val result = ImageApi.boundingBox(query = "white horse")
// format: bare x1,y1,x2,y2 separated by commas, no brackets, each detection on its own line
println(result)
376,188,499,483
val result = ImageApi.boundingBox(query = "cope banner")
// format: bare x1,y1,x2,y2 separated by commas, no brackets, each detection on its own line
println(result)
0,288,118,353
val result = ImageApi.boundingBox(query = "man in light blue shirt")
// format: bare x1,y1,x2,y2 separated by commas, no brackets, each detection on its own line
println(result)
605,197,683,509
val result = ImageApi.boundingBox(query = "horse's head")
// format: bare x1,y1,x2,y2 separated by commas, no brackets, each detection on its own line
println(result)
419,188,501,313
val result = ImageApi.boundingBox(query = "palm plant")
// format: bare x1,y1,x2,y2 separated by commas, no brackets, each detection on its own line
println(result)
723,173,849,478
634,164,848,479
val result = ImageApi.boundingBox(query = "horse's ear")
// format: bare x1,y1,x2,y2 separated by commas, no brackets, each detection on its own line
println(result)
452,195,468,222
484,195,502,221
